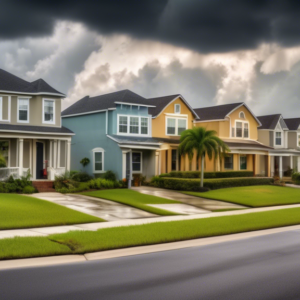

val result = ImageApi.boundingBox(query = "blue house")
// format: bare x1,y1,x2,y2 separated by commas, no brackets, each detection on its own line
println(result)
61,90,199,185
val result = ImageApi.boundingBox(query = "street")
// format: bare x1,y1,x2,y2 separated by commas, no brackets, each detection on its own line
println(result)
2,230,300,300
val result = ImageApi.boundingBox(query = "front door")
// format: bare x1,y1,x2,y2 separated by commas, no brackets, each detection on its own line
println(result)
36,142,44,179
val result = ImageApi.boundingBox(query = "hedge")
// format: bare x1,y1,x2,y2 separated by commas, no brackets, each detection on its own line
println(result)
150,177,274,191
159,171,254,179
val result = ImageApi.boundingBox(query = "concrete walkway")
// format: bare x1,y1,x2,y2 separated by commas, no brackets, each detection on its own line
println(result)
131,186,246,211
2,202,300,240
286,184,300,189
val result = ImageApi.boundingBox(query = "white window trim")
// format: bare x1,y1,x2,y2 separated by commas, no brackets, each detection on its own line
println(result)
132,151,143,173
174,104,181,114
234,120,250,139
0,139,10,167
166,117,188,136
43,98,56,125
274,131,283,147
92,147,105,173
239,111,245,119
17,97,30,123
117,114,150,136
0,97,2,120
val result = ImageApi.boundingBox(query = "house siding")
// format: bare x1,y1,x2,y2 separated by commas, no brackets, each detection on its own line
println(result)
288,132,297,149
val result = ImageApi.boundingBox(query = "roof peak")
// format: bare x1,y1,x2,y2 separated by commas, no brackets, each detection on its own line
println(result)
194,102,243,110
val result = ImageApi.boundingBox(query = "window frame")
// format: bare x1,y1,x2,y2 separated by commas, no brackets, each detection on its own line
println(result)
92,148,104,173
239,111,245,119
117,115,150,136
132,151,142,173
17,97,30,123
174,104,181,114
275,131,282,146
233,120,250,139
165,117,187,136
42,98,56,125
224,154,234,170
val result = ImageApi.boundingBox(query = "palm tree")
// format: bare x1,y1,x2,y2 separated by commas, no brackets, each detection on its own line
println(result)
179,127,230,188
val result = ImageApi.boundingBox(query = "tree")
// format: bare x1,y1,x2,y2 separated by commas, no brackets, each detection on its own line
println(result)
179,127,230,188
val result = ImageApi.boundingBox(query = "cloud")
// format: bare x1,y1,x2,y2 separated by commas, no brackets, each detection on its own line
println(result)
2,0,300,53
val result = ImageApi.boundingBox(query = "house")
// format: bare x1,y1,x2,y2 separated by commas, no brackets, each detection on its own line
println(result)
0,69,73,181
61,90,199,185
193,103,273,176
257,114,300,178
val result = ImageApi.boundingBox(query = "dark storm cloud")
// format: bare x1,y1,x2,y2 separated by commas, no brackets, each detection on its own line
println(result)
1,0,300,52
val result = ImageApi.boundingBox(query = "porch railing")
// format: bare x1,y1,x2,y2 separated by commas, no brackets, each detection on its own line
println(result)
48,167,66,180
0,167,19,181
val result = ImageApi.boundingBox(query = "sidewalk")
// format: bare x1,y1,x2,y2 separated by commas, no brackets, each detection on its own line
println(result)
2,224,300,270
2,202,300,239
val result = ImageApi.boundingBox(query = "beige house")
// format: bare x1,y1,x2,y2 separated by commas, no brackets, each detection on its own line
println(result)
0,69,74,181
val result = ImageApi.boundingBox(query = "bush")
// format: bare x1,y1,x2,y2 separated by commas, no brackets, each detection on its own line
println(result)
103,170,117,182
54,172,79,190
88,178,120,190
292,172,300,185
22,186,36,194
0,175,34,193
150,177,274,191
71,172,91,182
159,171,254,179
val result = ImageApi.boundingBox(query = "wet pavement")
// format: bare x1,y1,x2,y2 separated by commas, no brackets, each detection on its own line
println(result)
31,193,156,221
132,186,246,211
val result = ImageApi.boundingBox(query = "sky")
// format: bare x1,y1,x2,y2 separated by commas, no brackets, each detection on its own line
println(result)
1,0,300,117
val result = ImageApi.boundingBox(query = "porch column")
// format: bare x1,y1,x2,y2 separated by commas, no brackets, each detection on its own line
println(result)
267,155,271,177
290,156,294,170
66,140,71,171
279,156,283,179
18,138,24,176
155,151,160,176
53,140,58,169
49,140,53,168
158,151,162,175
270,156,274,177
167,149,172,173
122,151,127,179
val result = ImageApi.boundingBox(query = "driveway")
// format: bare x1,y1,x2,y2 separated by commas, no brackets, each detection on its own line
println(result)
31,193,156,221
132,186,246,211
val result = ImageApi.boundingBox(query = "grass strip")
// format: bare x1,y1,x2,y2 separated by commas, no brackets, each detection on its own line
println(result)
81,189,181,216
3,207,300,260
183,185,300,207
0,194,104,230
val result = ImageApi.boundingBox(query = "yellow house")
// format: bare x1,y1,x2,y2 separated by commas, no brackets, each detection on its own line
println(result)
193,103,272,176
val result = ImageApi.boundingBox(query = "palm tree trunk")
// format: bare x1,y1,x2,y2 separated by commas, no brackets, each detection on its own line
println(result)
200,154,205,187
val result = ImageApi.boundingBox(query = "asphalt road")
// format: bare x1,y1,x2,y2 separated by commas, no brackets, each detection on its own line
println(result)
2,230,300,300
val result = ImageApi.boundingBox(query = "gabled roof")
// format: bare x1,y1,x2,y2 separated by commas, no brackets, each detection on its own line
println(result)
284,118,300,131
257,114,289,130
0,69,64,96
62,90,199,118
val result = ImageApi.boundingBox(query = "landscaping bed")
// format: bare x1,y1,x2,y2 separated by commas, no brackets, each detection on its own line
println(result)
184,185,300,207
150,177,274,191
0,194,103,230
3,207,300,260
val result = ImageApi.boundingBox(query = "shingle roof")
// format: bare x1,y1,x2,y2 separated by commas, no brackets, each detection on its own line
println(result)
194,103,243,121
147,95,180,117
0,69,64,96
108,135,180,145
0,124,73,135
224,140,273,150
257,114,281,130
284,118,300,130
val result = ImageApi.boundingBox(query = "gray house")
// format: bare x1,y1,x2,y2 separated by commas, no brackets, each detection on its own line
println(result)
0,69,74,181
257,114,300,178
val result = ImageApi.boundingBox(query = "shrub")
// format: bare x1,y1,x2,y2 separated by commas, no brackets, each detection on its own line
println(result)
150,177,274,191
159,171,254,179
54,172,79,190
0,175,33,193
103,170,117,182
22,186,36,194
71,172,91,182
292,172,300,185
80,157,90,167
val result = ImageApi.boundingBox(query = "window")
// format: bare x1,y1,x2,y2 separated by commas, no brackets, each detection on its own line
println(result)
130,117,139,134
166,118,187,136
171,149,177,171
239,112,245,119
117,115,149,136
18,98,29,123
244,123,249,138
175,104,181,114
93,148,104,173
236,122,243,138
132,152,142,173
224,154,233,169
43,99,55,124
0,140,9,166
275,132,282,145
240,155,247,170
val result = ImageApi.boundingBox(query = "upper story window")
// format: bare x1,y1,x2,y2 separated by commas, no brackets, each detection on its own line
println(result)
233,121,249,138
239,111,245,119
166,117,187,136
275,132,282,146
43,99,55,124
174,104,181,114
17,98,30,123
117,115,149,136
236,122,243,137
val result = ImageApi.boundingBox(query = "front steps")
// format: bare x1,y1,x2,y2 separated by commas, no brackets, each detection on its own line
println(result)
32,181,55,193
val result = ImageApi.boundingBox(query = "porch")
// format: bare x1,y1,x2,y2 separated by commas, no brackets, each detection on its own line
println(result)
270,152,300,179
0,137,71,181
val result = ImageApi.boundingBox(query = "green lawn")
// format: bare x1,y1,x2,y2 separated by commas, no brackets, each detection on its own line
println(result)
3,207,300,260
81,189,180,216
183,185,300,207
0,194,104,230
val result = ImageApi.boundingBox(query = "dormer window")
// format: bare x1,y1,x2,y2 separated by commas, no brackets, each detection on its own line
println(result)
239,111,245,119
18,98,29,123
233,120,249,138
275,132,282,146
175,104,181,114
117,115,149,136
43,99,55,124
